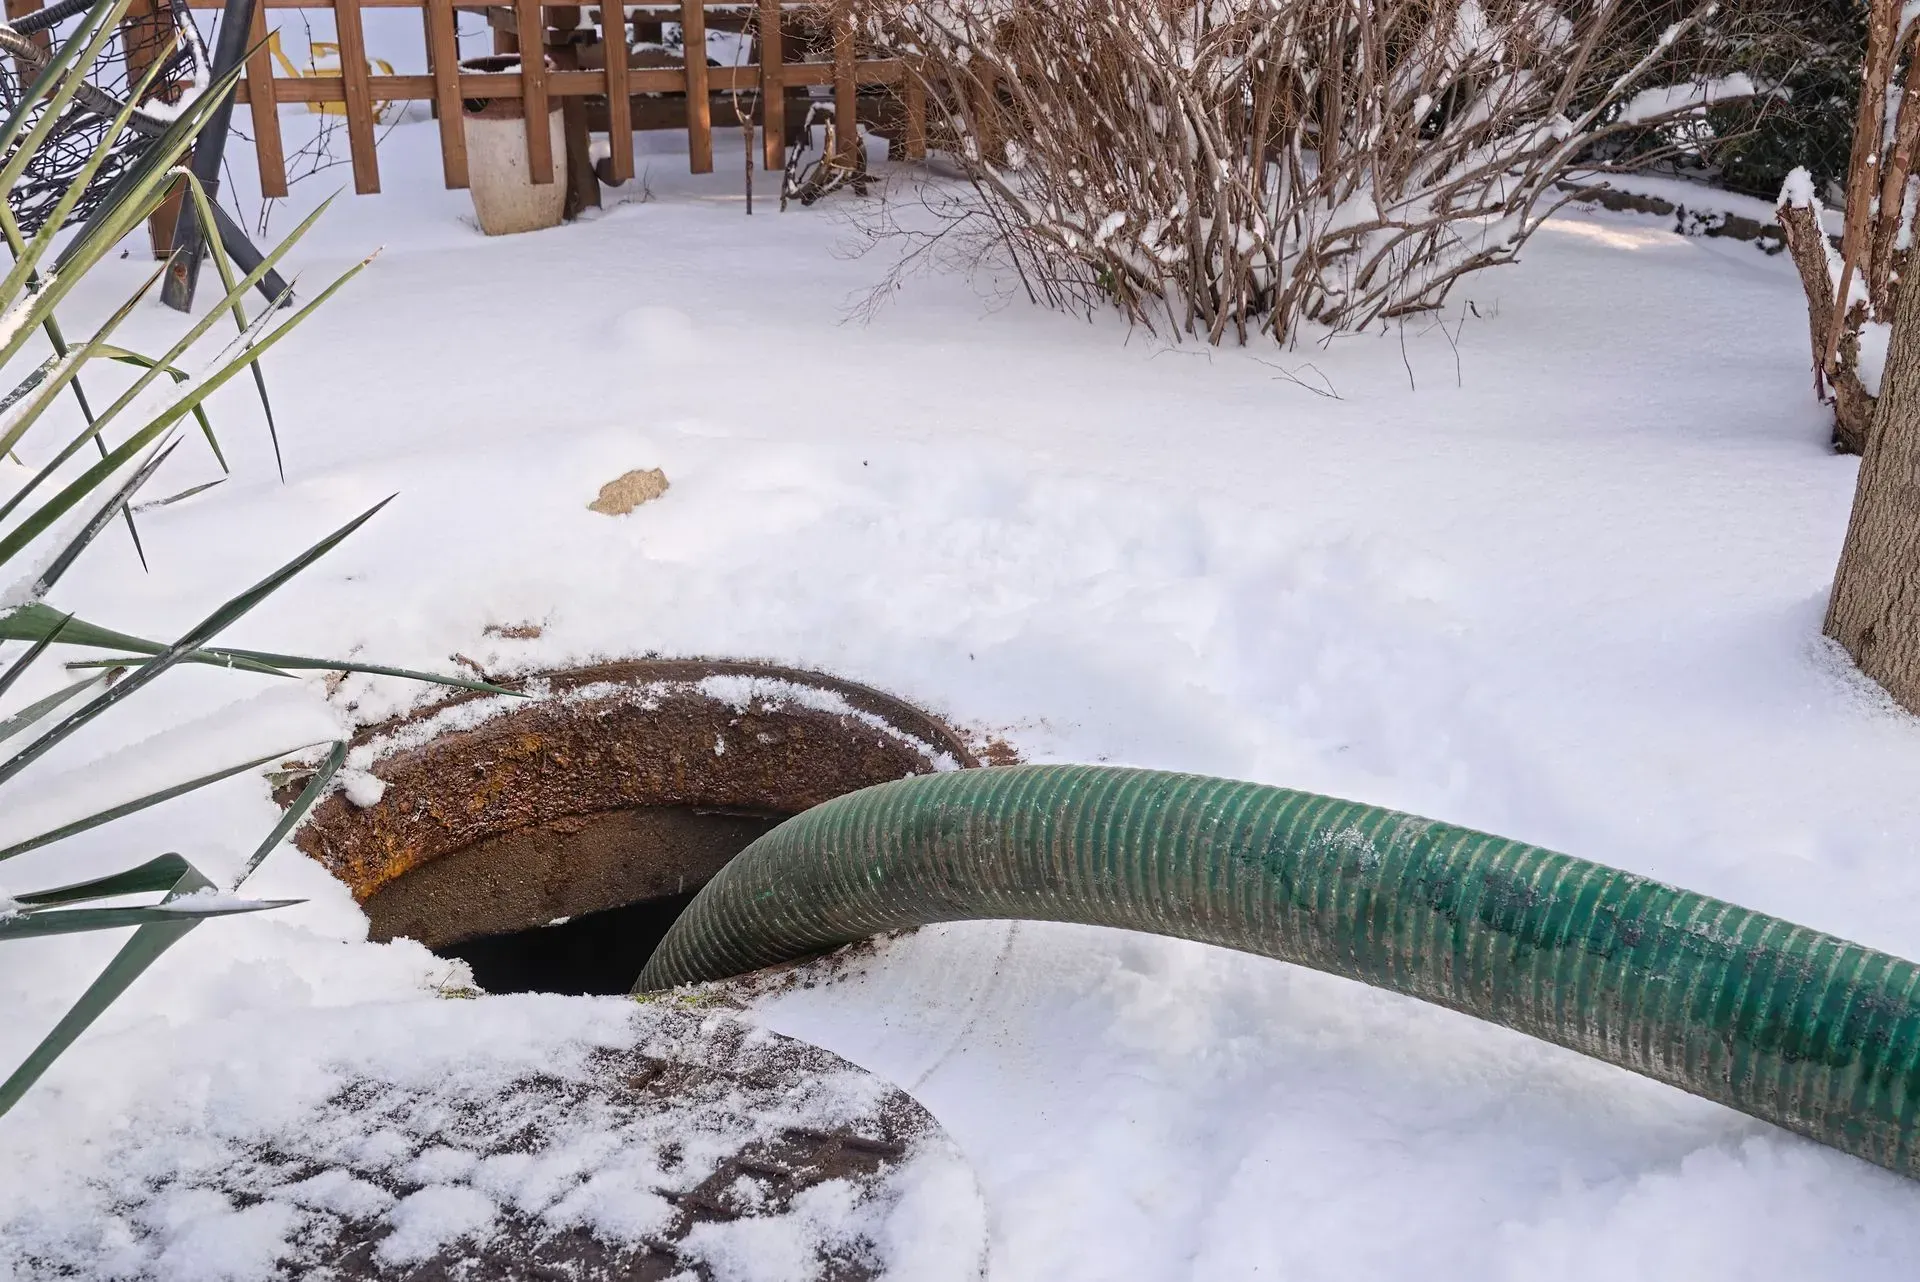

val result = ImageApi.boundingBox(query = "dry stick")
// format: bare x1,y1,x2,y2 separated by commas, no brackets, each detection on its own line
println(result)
729,6,755,213
1203,48,1255,332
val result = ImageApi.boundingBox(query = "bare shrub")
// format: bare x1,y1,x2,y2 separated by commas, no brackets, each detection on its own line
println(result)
845,0,1758,344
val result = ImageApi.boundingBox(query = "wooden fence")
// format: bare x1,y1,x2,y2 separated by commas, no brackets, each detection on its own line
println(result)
21,0,927,207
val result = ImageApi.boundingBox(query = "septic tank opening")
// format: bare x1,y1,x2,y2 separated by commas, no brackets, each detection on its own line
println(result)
377,804,786,995
442,889,705,996
291,660,978,996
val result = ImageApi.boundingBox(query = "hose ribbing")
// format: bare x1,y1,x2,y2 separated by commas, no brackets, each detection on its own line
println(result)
636,764,1920,1180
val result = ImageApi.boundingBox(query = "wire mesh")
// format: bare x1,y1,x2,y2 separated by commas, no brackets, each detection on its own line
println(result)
0,0,202,237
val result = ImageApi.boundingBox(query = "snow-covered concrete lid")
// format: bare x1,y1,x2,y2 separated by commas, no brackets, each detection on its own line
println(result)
0,997,986,1280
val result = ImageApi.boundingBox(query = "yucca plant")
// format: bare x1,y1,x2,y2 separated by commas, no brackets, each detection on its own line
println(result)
0,0,494,1119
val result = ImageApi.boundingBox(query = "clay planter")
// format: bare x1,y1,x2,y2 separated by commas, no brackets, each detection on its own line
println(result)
460,54,566,236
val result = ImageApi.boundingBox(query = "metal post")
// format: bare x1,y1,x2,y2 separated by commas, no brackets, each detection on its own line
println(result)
159,0,260,312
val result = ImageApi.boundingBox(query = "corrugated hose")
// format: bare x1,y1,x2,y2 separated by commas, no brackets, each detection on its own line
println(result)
636,764,1920,1180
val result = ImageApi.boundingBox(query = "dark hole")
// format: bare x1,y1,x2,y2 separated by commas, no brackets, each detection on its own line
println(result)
439,890,704,997
371,807,787,997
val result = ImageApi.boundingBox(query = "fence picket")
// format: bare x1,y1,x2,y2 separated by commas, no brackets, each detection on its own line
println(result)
425,0,467,187
332,0,382,192
514,0,553,180
244,0,288,196
601,0,632,183
905,66,925,160
163,0,926,204
682,0,711,174
758,0,782,170
122,0,181,254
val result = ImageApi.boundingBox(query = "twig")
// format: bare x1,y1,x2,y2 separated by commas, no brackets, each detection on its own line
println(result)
1255,356,1341,399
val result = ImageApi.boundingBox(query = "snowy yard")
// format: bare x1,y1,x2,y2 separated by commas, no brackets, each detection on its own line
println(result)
5,112,1920,1279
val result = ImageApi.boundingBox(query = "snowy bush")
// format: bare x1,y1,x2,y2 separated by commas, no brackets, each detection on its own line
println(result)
854,0,1761,343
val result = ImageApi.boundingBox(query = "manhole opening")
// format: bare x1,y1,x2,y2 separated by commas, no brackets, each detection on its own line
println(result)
441,889,704,996
382,804,789,996
293,661,978,997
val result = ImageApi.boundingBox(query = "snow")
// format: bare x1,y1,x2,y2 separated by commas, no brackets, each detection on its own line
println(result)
690,675,962,769
152,888,282,916
376,1184,498,1265
1618,75,1758,125
1778,165,1821,210
318,670,962,805
338,768,387,808
681,1181,861,1282
1860,319,1894,397
2,107,1920,1279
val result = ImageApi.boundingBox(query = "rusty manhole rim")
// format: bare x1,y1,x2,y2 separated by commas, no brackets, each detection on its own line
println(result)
335,658,978,762
292,657,981,958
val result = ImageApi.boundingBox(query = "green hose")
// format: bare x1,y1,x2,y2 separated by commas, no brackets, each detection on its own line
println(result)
637,764,1920,1179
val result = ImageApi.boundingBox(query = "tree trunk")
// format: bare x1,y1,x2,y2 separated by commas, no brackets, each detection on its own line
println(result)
1826,259,1920,707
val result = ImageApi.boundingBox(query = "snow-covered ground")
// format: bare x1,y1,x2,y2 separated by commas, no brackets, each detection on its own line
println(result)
6,109,1920,1279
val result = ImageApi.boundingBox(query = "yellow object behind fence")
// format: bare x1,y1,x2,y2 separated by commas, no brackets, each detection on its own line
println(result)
266,31,395,120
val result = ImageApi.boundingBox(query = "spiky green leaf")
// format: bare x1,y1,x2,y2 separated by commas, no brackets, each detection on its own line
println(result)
0,747,305,864
0,498,396,789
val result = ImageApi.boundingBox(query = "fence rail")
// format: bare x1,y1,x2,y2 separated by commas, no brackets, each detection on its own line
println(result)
7,0,921,209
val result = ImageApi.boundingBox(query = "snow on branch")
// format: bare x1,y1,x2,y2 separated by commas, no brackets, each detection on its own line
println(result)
1617,74,1759,125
